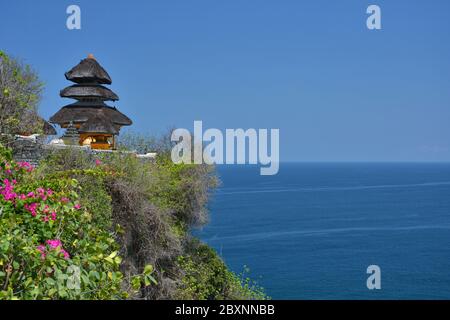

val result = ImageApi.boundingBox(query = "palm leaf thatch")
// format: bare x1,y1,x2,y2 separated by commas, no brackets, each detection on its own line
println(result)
60,84,119,101
79,116,118,134
65,55,112,84
49,103,132,127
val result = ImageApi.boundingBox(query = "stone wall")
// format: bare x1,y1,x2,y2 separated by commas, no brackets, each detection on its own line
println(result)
11,137,156,166
11,138,48,166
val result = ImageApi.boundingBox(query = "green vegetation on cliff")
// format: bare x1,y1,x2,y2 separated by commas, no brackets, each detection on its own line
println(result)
0,51,266,300
0,142,266,299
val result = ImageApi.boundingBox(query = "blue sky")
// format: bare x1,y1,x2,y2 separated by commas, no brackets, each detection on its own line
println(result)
1,0,450,161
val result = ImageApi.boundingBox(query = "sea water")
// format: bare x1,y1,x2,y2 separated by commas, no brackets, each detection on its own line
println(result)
195,163,450,299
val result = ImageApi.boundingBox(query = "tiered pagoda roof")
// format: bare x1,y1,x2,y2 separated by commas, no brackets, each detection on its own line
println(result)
64,54,112,84
50,54,132,136
60,84,119,101
51,102,132,127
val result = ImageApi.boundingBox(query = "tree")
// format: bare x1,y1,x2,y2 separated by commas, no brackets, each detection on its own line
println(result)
0,51,44,135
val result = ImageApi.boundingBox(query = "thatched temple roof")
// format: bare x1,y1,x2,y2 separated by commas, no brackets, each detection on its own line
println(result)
49,102,132,127
60,84,119,101
79,116,118,134
50,54,132,141
64,54,112,85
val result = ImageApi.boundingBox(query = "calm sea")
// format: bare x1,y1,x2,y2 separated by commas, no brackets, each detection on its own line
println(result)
195,163,450,299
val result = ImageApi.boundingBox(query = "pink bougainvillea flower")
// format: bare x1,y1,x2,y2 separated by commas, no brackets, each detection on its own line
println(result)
47,239,70,259
36,188,48,201
37,240,70,260
1,178,17,201
17,161,34,172
60,249,70,259
74,203,81,210
95,159,102,166
36,245,46,259
51,212,57,221
46,239,62,248
60,197,69,203
24,202,38,216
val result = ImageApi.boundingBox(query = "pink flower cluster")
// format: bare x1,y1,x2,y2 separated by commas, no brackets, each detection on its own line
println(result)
0,178,17,201
22,201,58,222
0,179,61,221
37,239,70,260
0,179,55,203
0,178,83,222
1,161,34,175
16,161,34,172
23,202,39,217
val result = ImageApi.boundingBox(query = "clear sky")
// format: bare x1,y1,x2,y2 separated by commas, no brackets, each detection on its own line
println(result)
1,0,450,161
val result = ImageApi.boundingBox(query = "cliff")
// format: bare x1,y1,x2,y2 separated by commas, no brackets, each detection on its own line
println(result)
0,142,266,299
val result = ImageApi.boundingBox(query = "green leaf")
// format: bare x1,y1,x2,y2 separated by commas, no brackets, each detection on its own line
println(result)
143,264,153,275
107,251,118,259
147,275,157,285
131,276,141,290
81,275,90,285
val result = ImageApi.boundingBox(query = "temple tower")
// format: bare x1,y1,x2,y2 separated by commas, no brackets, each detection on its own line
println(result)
50,54,132,149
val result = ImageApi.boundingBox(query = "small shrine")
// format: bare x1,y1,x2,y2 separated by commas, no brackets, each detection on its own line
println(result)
50,54,132,150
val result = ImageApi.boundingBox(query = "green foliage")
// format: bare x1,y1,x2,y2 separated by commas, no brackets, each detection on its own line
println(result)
118,130,218,226
176,239,268,300
0,144,156,299
112,133,264,300
132,264,158,290
37,149,114,229
0,51,45,135
0,145,12,161
149,154,218,227
150,156,197,211
2,129,264,300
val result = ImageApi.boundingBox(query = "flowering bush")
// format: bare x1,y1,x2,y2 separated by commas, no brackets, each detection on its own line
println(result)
0,145,155,299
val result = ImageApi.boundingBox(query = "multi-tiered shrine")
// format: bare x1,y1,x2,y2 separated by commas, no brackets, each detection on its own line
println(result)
50,54,132,150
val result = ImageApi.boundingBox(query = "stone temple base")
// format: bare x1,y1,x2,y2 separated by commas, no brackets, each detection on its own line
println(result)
9,135,156,166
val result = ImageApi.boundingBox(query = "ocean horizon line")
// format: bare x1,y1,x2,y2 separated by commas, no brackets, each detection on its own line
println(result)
215,161,450,165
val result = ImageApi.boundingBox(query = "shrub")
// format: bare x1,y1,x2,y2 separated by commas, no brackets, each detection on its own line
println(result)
33,132,264,300
176,239,267,300
0,145,155,299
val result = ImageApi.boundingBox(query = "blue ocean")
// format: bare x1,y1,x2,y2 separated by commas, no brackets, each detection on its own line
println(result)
195,163,450,299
